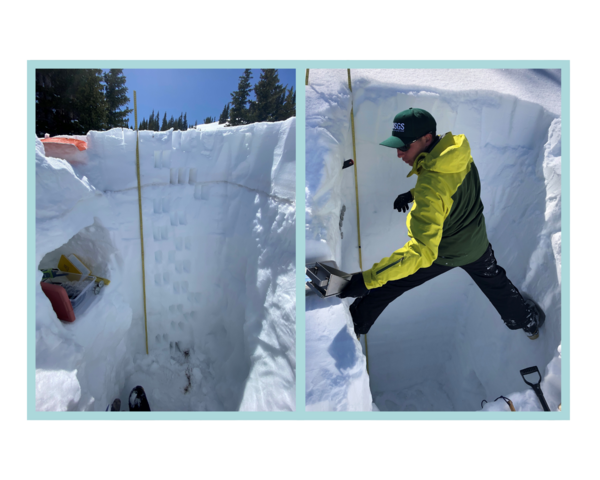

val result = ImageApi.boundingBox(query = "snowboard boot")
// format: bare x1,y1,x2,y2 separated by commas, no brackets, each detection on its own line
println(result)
352,320,361,341
106,398,121,411
522,295,546,340
129,386,151,411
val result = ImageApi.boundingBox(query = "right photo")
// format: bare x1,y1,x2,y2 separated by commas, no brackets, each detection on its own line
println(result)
305,69,562,412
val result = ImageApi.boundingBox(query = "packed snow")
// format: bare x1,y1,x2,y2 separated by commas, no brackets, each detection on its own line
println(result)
36,118,296,411
305,69,561,412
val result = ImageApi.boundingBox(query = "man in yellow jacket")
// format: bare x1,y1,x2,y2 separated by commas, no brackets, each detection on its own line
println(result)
339,108,545,340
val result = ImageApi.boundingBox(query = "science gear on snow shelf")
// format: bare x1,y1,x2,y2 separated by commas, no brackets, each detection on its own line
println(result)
40,254,108,322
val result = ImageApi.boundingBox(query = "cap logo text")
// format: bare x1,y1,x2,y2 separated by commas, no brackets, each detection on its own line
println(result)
393,123,405,132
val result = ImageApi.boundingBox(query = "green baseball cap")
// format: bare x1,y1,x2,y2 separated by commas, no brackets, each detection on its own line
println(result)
380,108,436,149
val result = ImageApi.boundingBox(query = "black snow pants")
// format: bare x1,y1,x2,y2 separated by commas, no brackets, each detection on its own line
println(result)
350,243,530,335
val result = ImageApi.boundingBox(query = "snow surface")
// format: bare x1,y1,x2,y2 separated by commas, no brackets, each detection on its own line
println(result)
36,119,296,411
305,69,561,412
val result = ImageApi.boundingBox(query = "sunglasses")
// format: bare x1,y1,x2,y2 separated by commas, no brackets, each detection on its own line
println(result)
397,132,432,152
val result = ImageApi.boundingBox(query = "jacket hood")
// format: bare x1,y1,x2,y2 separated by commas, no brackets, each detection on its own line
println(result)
407,133,472,177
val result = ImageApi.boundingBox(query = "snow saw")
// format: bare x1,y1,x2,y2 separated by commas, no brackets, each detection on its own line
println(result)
520,365,551,411
305,262,353,298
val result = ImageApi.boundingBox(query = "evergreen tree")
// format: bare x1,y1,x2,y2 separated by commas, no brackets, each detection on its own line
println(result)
73,69,108,133
281,86,296,120
203,116,216,124
161,112,168,131
148,110,156,131
229,69,253,126
250,69,286,123
218,104,230,124
103,69,133,129
36,69,108,136
183,113,188,130
168,115,175,129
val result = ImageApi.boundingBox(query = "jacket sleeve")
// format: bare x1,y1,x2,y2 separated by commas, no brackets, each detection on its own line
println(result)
362,173,453,289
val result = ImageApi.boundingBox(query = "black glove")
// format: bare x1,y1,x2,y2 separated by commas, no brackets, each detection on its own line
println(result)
393,191,413,213
338,273,369,299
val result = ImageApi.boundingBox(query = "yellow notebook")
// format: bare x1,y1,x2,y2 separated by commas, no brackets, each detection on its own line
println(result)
58,254,111,285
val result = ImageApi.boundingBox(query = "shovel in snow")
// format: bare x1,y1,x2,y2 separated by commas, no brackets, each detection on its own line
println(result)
520,366,551,411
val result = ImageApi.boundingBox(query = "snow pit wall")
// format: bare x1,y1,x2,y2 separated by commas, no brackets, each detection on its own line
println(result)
305,70,561,412
36,119,296,411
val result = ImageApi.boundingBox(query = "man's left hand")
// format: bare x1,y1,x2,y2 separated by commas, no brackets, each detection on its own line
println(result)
338,273,369,298
393,191,414,213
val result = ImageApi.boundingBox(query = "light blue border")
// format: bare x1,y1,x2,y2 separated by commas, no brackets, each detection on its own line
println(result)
295,68,307,412
28,60,569,420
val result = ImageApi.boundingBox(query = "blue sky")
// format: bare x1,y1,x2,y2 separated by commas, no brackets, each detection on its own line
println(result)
116,69,296,127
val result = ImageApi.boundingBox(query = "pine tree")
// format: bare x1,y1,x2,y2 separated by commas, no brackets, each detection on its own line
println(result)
218,104,230,124
161,112,168,131
73,69,109,133
36,69,76,135
203,116,216,124
250,69,286,123
103,69,133,129
281,86,296,120
148,110,156,131
36,69,109,136
229,69,253,126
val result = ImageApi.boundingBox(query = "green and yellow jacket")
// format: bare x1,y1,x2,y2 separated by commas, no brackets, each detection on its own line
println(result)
363,132,489,289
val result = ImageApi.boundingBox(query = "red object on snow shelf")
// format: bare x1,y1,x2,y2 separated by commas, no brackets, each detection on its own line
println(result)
41,137,88,151
40,282,76,322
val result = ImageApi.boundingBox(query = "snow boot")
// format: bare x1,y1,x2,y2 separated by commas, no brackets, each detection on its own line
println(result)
106,398,121,411
522,295,546,340
129,386,151,411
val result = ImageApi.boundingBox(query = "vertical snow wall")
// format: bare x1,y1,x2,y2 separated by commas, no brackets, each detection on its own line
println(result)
36,119,296,411
306,70,561,411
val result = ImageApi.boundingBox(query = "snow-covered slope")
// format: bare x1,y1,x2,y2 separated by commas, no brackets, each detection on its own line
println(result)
36,119,296,411
306,69,561,412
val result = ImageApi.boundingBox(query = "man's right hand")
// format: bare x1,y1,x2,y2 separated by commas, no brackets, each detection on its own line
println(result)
393,191,414,213
338,273,369,299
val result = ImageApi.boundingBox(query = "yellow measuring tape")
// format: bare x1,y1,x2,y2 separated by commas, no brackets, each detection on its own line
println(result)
347,69,369,374
134,91,150,355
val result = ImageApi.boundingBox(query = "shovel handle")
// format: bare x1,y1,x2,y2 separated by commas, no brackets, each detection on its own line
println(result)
520,366,541,387
520,366,551,411
532,385,551,411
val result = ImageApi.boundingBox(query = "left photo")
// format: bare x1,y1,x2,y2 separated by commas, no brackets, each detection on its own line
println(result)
34,68,296,412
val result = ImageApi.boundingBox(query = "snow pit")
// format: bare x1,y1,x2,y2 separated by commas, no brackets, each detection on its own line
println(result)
305,70,561,412
36,119,296,411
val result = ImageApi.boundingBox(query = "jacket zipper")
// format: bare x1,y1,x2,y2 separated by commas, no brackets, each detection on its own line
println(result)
376,257,403,275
